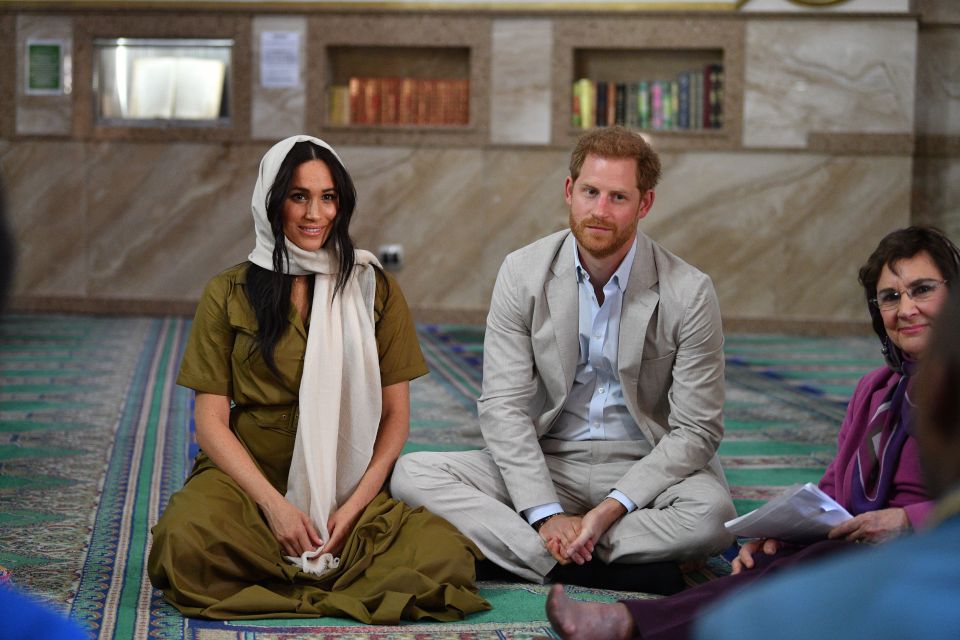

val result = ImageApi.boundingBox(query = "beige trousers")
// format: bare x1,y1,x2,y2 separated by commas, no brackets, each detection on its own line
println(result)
390,439,735,583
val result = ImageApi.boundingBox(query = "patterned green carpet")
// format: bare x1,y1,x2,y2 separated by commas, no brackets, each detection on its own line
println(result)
0,314,883,639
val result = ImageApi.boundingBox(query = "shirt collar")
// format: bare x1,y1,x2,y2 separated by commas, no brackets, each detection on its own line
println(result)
574,236,638,293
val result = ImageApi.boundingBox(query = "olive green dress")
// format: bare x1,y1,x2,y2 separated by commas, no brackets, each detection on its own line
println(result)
148,263,489,622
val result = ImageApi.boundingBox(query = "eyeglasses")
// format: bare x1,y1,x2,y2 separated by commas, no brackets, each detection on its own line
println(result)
871,279,948,311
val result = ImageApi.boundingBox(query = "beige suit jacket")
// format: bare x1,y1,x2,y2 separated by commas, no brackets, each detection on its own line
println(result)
478,229,727,514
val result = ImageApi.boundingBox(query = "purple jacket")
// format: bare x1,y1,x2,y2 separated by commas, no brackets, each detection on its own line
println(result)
818,366,933,529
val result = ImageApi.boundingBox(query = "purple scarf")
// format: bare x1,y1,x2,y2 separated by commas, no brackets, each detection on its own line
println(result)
849,361,916,515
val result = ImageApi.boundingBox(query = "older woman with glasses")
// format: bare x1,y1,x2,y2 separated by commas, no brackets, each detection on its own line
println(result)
546,226,960,640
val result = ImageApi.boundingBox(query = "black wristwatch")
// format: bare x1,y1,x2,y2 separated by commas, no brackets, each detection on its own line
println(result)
532,513,563,532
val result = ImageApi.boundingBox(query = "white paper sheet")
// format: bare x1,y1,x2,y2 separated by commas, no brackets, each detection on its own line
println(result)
260,31,300,89
725,482,852,543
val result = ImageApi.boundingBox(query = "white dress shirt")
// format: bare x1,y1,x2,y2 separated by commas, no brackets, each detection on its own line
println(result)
524,238,647,525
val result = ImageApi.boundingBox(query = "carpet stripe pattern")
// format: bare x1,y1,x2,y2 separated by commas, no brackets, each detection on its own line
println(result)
0,315,882,639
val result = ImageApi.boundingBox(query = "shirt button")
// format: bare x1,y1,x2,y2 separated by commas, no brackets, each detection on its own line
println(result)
598,387,605,394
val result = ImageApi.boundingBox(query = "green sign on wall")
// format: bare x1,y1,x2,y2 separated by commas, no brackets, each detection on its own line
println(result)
26,40,63,94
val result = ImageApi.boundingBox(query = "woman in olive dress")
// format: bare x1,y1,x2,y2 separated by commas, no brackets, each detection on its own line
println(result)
148,135,489,623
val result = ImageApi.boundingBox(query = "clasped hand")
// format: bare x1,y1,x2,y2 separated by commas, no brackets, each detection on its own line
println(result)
263,496,363,558
538,499,627,566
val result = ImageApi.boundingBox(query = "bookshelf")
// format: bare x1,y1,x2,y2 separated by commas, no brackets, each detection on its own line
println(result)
572,49,725,132
553,17,743,151
325,46,471,129
307,14,490,147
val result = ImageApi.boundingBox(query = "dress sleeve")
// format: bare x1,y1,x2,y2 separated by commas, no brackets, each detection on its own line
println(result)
176,273,236,397
373,269,428,387
894,437,935,529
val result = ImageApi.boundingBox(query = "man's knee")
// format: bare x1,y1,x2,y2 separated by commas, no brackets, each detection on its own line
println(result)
390,452,434,503
606,485,735,561
672,493,737,556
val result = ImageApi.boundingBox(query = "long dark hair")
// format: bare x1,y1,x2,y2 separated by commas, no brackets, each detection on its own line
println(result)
246,141,358,378
858,225,960,371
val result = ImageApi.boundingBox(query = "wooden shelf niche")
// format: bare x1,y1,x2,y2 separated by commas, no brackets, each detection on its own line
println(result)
553,17,743,151
73,13,251,142
309,14,490,148
326,46,471,130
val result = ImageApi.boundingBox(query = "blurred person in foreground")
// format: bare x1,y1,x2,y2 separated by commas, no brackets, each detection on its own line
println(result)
0,179,87,638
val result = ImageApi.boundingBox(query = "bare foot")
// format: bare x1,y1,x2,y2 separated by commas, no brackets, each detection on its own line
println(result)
546,584,634,640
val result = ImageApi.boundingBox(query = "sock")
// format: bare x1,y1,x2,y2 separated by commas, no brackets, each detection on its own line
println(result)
550,560,686,595
475,558,524,582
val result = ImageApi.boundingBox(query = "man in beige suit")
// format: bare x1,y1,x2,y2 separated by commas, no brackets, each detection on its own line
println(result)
391,126,735,593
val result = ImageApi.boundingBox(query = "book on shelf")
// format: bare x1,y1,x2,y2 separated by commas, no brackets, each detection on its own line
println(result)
570,64,724,132
625,83,638,128
362,77,381,125
614,83,627,129
606,82,616,130
415,79,433,125
704,63,723,129
380,77,400,125
595,81,608,127
438,79,454,125
332,76,469,127
650,81,664,130
448,78,470,126
638,81,650,129
692,71,703,131
670,79,680,130
571,87,582,129
399,77,417,125
677,72,690,130
328,85,350,126
348,77,363,124
571,78,594,130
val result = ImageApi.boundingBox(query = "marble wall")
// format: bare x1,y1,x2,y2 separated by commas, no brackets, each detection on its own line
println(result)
351,148,908,325
251,15,307,140
743,19,916,149
914,156,960,242
0,139,907,326
913,16,960,242
2,141,255,302
915,26,960,137
490,19,553,146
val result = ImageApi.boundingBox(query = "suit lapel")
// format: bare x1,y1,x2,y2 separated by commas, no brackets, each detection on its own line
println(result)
545,234,580,393
618,233,660,386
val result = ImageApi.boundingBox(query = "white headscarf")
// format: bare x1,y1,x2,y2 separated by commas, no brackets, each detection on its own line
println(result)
250,135,382,576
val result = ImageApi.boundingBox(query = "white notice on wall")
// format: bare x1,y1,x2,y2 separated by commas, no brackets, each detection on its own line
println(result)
260,31,300,89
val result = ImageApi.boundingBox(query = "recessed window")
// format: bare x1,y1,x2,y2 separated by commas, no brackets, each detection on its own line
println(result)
93,38,232,126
